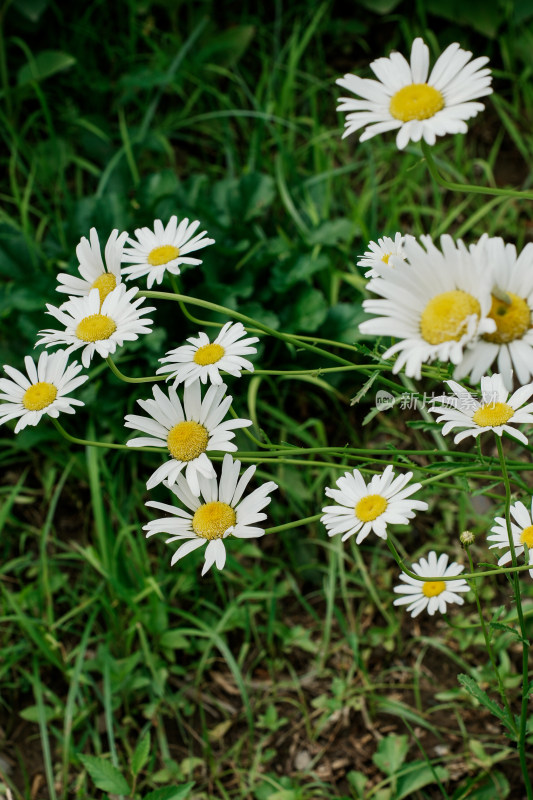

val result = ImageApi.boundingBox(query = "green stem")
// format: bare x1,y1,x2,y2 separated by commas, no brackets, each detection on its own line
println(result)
51,419,163,452
465,547,517,733
421,140,533,200
139,289,354,368
106,355,165,383
265,514,321,534
386,536,533,582
496,436,533,797
169,274,222,329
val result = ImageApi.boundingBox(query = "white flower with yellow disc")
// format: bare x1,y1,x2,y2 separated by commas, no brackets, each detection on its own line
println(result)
144,454,277,575
429,373,533,445
321,465,428,543
359,234,496,379
488,499,533,578
453,235,533,391
0,350,88,433
337,37,492,149
157,322,259,388
36,286,155,369
121,216,215,289
393,551,469,617
357,233,409,278
124,381,252,495
56,228,128,305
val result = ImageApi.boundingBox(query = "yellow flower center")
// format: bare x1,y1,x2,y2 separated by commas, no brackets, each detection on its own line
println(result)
472,402,514,428
147,244,180,266
22,382,58,411
420,290,480,345
483,292,531,344
193,343,225,366
76,314,117,342
355,494,388,522
422,580,446,598
167,420,209,461
520,526,533,548
382,253,391,264
192,501,236,540
389,83,445,122
91,273,117,304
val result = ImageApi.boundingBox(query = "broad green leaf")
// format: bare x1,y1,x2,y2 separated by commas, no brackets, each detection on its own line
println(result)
143,782,195,800
306,219,356,246
20,704,57,722
355,0,402,12
287,287,328,332
321,303,367,345
78,754,130,795
271,254,330,292
12,0,48,22
396,761,449,799
424,0,504,37
17,50,76,86
199,25,255,68
159,631,189,650
346,770,368,798
372,734,408,776
131,731,151,777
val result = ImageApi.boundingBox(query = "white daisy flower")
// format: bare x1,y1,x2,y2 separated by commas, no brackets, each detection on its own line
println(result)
124,381,252,495
121,216,215,289
56,228,128,304
321,464,428,544
337,37,492,150
429,373,533,446
357,233,409,278
0,350,88,434
453,235,533,391
144,454,277,576
156,322,259,388
36,286,155,369
359,234,496,379
488,499,533,578
393,551,469,617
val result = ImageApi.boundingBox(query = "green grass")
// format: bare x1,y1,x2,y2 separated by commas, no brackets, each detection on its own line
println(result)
3,0,533,798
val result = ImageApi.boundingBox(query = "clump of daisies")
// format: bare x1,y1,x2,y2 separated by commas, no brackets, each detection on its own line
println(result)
359,234,496,379
455,235,533,391
337,37,492,149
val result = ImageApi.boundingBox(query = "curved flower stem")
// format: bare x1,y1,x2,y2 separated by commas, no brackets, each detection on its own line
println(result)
105,356,165,384
169,274,222,329
464,547,517,734
421,141,533,200
249,365,379,376
495,436,533,798
51,419,164,452
139,289,356,368
265,513,321,534
386,536,533,583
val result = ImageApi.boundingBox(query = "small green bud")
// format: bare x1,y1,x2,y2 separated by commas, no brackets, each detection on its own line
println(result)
460,530,475,548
